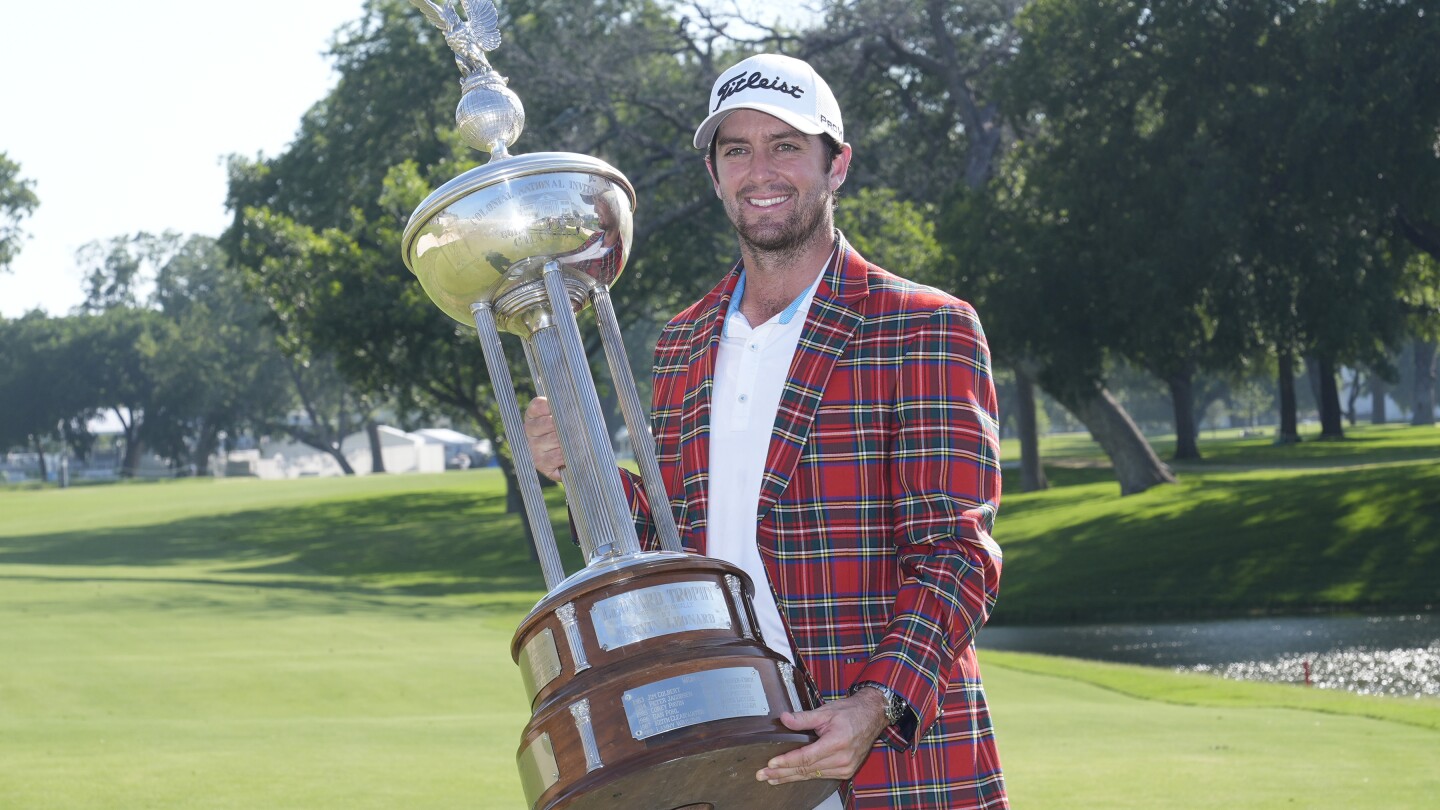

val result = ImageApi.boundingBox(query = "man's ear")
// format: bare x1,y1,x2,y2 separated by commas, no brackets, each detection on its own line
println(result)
705,156,721,198
828,144,853,192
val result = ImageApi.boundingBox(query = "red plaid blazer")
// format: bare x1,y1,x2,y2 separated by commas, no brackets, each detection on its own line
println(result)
624,237,1006,809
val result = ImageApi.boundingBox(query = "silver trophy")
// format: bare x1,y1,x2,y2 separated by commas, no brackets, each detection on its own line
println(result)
400,3,836,809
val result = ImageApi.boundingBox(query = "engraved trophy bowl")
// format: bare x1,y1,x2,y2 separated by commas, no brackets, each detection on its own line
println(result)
398,3,839,809
402,151,635,329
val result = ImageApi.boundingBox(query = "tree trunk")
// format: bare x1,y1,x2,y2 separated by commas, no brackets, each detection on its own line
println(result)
1303,354,1323,415
1050,382,1176,495
1166,369,1201,461
1276,350,1301,444
498,453,542,563
1371,377,1387,424
1317,354,1345,439
283,360,355,475
1414,338,1438,426
1015,367,1048,492
1345,370,1361,426
30,434,48,483
195,430,218,477
122,435,144,477
366,421,386,473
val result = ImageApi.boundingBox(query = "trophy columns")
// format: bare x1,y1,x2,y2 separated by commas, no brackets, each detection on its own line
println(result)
470,301,566,590
534,261,641,560
591,284,682,553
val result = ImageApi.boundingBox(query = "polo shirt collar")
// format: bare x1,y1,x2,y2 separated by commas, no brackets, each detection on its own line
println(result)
722,242,838,337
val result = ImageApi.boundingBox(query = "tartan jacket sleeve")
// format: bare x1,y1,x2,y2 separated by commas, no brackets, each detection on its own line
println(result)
846,296,1002,750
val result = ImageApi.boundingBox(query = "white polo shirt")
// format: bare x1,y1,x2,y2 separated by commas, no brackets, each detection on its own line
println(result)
707,266,844,810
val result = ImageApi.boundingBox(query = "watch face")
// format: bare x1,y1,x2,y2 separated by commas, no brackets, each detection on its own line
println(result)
885,694,903,725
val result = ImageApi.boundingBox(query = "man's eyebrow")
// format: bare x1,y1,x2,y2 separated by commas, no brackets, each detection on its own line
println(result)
716,127,810,147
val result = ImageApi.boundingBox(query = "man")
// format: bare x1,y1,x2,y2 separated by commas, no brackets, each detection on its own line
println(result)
525,53,1007,810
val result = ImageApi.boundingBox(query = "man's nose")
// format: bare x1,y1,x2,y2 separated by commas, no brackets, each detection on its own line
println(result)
748,148,779,180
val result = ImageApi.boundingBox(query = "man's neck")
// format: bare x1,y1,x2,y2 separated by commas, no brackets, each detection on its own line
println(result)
735,228,836,326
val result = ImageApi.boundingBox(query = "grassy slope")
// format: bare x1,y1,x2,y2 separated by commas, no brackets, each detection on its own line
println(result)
993,423,1440,622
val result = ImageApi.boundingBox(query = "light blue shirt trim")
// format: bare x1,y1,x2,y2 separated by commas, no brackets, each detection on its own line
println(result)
722,271,816,338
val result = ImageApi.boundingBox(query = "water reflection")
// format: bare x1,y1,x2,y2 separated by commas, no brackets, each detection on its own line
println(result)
979,613,1439,697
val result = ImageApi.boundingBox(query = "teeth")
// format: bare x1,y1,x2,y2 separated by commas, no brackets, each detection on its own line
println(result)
749,196,788,208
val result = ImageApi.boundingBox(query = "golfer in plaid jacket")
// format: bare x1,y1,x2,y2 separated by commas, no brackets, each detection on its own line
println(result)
622,231,1007,809
527,53,1006,809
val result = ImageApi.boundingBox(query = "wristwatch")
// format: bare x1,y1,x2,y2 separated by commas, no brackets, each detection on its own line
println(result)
851,681,907,727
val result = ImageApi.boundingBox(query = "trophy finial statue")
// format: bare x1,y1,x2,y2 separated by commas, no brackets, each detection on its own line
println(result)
410,0,524,158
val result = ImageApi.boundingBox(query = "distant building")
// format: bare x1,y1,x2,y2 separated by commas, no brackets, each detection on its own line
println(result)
412,428,495,469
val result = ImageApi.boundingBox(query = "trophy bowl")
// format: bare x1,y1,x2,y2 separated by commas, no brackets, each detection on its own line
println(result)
402,151,635,328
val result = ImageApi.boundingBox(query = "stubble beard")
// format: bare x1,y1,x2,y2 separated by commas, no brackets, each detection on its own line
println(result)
728,184,834,261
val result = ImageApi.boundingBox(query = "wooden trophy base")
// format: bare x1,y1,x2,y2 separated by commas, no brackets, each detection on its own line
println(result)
553,736,840,810
512,553,839,810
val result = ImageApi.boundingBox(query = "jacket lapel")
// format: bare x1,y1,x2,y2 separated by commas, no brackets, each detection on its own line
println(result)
755,241,869,526
675,268,741,555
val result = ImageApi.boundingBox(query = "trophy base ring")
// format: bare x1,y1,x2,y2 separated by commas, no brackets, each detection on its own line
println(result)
545,734,841,810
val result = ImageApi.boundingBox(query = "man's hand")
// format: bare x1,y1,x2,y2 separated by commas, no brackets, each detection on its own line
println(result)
523,397,566,482
755,688,889,784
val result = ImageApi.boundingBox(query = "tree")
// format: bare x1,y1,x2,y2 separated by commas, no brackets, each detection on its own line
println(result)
77,306,169,476
1413,339,1438,426
1396,252,1440,427
808,0,1184,493
225,0,740,506
1234,0,1439,439
65,232,295,476
0,313,96,467
802,1,1074,492
146,236,292,474
992,0,1303,468
0,152,39,272
77,233,183,313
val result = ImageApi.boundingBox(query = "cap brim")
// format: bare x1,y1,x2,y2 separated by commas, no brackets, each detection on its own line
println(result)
692,102,827,150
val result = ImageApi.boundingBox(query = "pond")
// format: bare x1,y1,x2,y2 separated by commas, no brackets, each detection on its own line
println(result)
978,613,1439,698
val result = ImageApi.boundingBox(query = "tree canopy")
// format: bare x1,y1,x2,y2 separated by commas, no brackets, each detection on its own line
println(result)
0,152,39,272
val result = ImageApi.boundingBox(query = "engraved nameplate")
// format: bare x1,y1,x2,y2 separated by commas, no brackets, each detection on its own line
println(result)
517,732,559,810
519,628,563,702
622,666,768,740
590,580,732,650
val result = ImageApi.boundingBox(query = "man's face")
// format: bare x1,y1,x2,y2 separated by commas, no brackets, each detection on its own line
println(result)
707,109,851,256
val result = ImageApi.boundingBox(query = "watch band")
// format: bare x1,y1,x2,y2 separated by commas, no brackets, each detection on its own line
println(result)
851,681,906,726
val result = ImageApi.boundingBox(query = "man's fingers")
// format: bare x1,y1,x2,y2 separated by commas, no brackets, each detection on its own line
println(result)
777,709,824,732
524,396,552,420
755,697,887,784
522,397,566,481
756,709,848,784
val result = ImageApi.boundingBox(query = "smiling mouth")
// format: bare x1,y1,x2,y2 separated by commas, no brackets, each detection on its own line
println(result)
748,195,791,208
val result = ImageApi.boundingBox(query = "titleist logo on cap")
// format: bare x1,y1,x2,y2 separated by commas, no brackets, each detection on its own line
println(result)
713,70,806,111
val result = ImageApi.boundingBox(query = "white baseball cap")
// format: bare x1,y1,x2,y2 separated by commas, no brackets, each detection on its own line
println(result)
693,54,844,150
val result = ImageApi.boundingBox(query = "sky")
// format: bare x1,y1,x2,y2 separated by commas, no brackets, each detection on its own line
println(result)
0,0,369,318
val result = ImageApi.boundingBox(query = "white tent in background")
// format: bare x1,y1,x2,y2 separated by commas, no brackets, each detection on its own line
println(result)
413,428,494,469
341,426,444,474
233,426,445,479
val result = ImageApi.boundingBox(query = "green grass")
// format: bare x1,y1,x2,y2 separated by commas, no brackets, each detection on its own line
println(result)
983,653,1440,808
993,423,1440,622
2,429,1438,807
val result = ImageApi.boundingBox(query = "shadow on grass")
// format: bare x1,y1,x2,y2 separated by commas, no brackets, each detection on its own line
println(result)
995,463,1440,624
0,489,586,598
